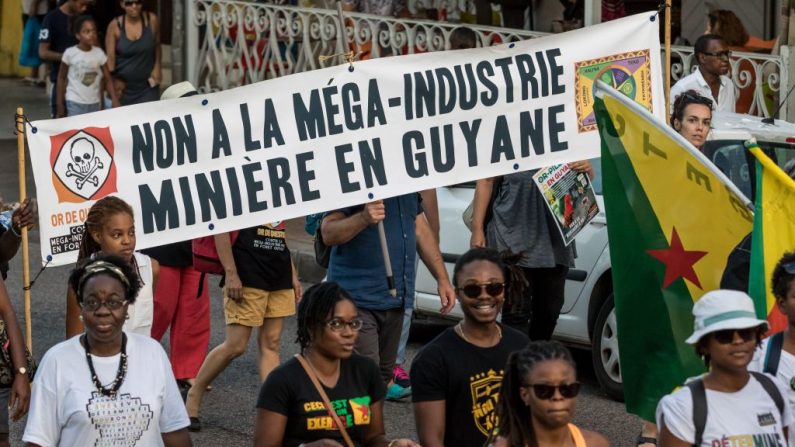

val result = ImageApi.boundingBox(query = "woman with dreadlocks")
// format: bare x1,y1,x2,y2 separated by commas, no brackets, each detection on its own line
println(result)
489,341,609,447
254,282,419,447
412,247,530,447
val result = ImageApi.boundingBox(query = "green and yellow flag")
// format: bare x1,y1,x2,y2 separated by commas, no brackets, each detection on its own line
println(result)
748,142,795,333
594,82,755,421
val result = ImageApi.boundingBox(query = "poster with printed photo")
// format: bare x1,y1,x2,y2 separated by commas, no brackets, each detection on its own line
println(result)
532,164,599,245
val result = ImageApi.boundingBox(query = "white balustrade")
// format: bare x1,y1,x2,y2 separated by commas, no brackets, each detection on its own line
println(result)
190,0,788,119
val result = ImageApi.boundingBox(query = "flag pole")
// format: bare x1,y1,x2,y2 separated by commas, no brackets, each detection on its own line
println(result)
664,0,672,122
15,108,32,353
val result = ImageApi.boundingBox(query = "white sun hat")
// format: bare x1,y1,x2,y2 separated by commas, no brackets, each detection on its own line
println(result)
160,81,198,101
685,289,768,344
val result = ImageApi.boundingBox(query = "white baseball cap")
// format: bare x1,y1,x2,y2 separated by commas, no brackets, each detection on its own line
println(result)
160,81,198,101
685,289,768,344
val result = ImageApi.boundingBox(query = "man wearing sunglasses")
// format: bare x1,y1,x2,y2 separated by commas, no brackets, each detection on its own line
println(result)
670,34,736,113
38,0,93,118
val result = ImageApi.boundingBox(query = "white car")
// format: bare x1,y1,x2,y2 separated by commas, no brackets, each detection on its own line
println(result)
413,112,795,400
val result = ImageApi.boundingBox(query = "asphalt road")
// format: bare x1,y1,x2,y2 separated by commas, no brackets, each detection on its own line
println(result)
0,79,642,445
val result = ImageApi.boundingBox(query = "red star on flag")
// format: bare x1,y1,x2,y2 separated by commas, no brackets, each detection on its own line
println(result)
647,228,708,289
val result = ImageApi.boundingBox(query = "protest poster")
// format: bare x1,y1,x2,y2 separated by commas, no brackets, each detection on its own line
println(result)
532,164,598,245
25,13,663,266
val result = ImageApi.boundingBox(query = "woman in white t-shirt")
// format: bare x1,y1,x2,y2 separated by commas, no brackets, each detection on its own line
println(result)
657,290,793,447
750,252,795,447
56,15,119,118
23,255,191,447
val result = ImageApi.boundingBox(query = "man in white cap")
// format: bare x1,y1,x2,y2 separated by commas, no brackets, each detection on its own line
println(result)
656,290,792,447
160,81,198,100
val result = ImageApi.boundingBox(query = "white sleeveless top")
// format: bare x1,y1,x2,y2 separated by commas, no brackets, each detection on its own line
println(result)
123,252,154,336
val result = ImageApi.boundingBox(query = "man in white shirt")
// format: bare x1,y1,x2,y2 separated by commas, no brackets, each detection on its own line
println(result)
670,34,736,113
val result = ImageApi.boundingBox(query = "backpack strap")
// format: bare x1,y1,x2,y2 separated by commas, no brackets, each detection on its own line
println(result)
764,332,785,376
749,371,785,417
687,379,707,447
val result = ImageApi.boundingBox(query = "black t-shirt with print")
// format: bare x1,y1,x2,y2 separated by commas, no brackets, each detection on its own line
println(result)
410,325,529,447
232,223,291,291
257,354,387,447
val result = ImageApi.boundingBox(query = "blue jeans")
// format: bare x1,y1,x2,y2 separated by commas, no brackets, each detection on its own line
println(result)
66,100,101,116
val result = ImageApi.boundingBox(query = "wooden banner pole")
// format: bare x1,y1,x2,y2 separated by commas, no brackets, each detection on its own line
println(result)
15,108,32,353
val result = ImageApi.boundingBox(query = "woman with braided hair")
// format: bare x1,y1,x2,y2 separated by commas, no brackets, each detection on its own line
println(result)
489,340,608,447
65,196,158,338
254,282,418,447
412,247,530,447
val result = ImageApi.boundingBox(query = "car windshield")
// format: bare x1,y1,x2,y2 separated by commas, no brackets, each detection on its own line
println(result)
702,139,795,201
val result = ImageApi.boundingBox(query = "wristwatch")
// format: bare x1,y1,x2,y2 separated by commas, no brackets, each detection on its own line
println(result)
16,367,27,375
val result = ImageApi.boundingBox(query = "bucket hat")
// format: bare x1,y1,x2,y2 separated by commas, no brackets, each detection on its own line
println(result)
685,289,768,344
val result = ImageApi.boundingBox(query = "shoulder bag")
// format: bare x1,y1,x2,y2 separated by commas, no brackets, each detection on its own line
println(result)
295,354,354,447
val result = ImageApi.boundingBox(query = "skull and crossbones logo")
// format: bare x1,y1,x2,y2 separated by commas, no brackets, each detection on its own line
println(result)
65,137,104,190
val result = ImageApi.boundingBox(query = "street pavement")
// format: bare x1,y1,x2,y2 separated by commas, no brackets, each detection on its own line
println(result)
0,77,641,445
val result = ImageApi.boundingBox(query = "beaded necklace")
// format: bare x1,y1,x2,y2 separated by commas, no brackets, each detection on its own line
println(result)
82,333,128,398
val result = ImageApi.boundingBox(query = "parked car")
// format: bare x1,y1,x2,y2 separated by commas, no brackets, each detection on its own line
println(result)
413,112,795,401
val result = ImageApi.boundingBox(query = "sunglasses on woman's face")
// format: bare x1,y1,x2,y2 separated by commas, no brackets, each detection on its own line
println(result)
711,328,758,344
123,0,142,6
456,282,505,299
522,382,581,400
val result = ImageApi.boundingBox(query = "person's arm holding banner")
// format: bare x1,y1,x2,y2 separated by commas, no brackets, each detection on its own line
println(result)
321,201,385,245
0,199,36,266
214,233,243,302
416,214,455,314
469,178,495,248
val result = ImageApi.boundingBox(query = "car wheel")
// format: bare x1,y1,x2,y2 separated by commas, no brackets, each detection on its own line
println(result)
591,294,624,401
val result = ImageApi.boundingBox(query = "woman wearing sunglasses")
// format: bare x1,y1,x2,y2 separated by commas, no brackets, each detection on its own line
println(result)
105,0,161,106
23,255,191,446
488,340,608,447
254,282,418,447
657,290,792,447
412,247,529,447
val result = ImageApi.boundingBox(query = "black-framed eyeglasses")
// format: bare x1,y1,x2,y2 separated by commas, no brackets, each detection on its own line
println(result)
522,382,581,400
81,298,128,312
456,282,505,299
326,318,363,332
782,262,795,275
701,50,731,59
711,328,758,344
123,0,142,5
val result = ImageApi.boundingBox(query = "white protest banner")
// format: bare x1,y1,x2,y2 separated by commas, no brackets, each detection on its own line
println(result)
26,12,663,266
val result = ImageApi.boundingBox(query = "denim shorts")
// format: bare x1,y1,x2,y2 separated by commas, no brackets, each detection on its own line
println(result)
66,101,101,117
